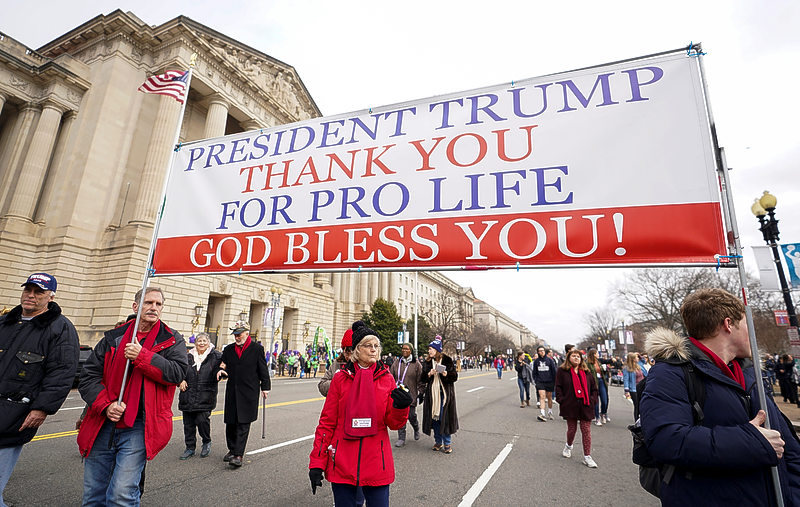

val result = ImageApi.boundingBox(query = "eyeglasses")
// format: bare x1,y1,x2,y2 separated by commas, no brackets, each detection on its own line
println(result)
359,343,381,350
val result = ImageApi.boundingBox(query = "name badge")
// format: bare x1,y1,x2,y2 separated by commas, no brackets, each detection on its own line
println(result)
352,418,372,428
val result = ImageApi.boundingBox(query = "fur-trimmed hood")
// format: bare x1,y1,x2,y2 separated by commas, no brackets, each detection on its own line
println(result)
645,327,691,362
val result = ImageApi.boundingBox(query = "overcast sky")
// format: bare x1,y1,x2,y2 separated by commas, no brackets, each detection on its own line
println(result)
3,1,799,349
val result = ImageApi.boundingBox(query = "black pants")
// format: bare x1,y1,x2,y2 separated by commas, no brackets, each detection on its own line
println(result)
631,390,641,421
182,410,211,449
226,422,251,456
398,405,420,441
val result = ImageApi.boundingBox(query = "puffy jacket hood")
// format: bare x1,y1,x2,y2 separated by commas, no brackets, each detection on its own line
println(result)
645,327,690,362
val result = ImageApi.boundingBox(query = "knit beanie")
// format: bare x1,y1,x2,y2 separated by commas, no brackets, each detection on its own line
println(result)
429,335,443,352
351,320,378,348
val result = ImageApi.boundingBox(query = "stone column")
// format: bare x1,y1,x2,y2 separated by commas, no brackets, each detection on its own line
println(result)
359,273,368,305
6,102,64,221
0,93,6,119
379,273,390,300
130,95,182,225
203,95,229,139
240,119,262,132
369,272,379,303
34,111,77,224
388,272,397,304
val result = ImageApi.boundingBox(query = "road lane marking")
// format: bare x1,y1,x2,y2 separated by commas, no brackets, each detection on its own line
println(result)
33,396,325,443
246,434,314,455
458,436,518,507
466,386,485,393
57,406,87,411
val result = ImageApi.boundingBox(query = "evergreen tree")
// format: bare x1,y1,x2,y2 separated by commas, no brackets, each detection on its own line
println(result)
362,298,404,356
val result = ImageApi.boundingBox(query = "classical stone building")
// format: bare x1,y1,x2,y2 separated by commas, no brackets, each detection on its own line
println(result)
0,10,536,350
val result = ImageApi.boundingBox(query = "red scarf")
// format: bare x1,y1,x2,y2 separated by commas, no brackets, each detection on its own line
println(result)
235,336,251,358
344,363,378,439
106,321,160,428
689,337,745,389
571,368,590,406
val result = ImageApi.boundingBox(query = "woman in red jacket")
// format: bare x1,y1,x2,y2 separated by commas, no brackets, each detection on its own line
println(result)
555,348,599,468
309,321,412,506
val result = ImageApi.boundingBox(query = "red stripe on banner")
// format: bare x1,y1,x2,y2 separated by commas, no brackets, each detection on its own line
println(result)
151,202,727,274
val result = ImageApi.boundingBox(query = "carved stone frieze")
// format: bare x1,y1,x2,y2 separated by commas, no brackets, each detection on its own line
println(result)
10,74,29,92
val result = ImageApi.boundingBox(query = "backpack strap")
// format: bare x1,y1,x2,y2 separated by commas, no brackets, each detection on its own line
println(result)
680,362,705,425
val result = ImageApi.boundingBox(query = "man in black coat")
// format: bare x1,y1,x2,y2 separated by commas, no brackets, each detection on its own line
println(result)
217,325,271,467
0,273,79,506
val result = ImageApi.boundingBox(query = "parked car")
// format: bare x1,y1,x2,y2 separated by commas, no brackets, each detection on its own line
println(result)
74,345,93,386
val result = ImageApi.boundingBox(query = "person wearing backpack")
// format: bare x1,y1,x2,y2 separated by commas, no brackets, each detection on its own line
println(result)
639,288,800,506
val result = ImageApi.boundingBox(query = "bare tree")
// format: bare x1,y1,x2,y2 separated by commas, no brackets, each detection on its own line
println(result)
421,292,470,350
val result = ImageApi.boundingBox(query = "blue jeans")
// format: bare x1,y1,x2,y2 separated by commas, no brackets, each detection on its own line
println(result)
496,367,503,379
83,419,146,507
517,378,530,403
331,483,387,507
432,418,451,446
594,379,609,418
0,445,23,507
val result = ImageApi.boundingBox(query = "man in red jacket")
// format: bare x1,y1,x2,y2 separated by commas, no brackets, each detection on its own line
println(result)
78,287,188,506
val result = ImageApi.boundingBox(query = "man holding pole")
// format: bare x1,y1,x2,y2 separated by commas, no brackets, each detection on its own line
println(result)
78,287,187,506
217,323,270,468
640,288,800,505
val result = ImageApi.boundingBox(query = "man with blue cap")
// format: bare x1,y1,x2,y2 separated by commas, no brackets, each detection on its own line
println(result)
0,273,79,507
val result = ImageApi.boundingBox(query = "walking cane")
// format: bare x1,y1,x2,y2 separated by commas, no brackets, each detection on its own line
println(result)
261,397,266,439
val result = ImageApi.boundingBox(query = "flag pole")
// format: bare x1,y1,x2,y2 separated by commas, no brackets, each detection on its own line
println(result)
118,57,196,405
695,44,785,505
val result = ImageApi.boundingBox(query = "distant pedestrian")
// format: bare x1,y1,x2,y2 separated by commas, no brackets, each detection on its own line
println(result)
178,333,222,459
422,336,459,454
586,348,612,425
555,348,599,468
493,355,505,379
217,324,271,468
764,354,776,385
623,352,644,419
777,354,797,404
390,342,423,446
514,352,533,408
308,321,411,506
318,329,353,397
533,346,557,421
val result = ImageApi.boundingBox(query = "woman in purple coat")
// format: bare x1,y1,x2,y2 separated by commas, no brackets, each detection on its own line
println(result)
555,348,599,468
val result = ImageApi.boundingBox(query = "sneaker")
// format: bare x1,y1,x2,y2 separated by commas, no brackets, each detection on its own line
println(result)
548,412,554,420
395,439,405,448
200,442,211,458
583,455,598,468
537,414,547,422
562,444,572,458
536,401,540,408
594,418,603,426
414,429,421,441
229,455,243,467
180,448,195,460
602,414,610,424
223,451,233,462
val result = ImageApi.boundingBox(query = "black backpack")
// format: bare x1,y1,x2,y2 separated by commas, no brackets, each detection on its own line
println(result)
628,362,705,498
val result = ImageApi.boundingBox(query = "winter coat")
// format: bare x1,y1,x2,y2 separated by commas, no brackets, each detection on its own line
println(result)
390,356,424,407
555,367,598,421
532,356,557,385
0,302,79,448
514,359,534,384
421,353,459,436
179,348,223,412
318,357,348,397
309,361,408,486
776,360,794,382
77,320,188,460
587,357,612,386
220,340,271,424
640,329,800,506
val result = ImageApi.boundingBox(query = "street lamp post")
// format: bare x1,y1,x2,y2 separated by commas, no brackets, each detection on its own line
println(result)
751,191,799,327
268,286,283,369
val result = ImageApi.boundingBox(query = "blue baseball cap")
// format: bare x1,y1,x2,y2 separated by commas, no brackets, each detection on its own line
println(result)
22,273,57,292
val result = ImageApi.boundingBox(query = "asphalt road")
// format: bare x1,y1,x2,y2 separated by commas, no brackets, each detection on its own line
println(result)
5,369,658,506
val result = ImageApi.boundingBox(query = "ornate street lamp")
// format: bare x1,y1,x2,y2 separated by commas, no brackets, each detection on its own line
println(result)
191,303,203,334
751,190,798,327
267,286,283,369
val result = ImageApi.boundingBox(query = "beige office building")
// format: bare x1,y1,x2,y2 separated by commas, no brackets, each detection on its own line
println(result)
0,10,535,350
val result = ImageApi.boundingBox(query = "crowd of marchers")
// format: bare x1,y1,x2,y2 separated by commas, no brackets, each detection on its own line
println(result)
2,273,800,506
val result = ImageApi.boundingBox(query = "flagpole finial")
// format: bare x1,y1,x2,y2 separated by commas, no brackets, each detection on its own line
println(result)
190,53,198,67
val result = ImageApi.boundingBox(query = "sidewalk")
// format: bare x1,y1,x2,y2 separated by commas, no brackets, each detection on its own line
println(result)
773,388,800,431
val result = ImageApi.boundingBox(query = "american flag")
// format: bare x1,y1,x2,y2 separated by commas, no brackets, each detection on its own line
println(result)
137,70,190,104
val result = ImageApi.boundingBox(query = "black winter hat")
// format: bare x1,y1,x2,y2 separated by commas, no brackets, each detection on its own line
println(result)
351,320,378,348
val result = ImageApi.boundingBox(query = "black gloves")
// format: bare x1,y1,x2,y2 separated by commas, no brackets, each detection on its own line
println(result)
391,386,413,409
309,468,324,494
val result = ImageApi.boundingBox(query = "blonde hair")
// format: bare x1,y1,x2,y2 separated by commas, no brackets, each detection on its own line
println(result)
625,352,641,372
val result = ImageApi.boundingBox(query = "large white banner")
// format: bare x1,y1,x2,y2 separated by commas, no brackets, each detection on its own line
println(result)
153,50,726,275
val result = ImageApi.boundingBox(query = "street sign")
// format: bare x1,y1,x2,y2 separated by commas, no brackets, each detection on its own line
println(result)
788,327,800,356
775,310,790,327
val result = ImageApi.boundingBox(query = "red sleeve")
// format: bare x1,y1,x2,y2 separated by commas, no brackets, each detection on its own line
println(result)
310,372,340,469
